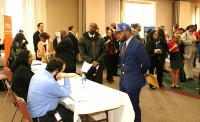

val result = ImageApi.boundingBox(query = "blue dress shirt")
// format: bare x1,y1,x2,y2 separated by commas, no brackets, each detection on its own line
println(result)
27,69,70,118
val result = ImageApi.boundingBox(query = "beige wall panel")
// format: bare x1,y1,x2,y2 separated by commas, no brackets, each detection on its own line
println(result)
179,1,191,29
156,0,173,35
85,0,105,36
191,2,200,29
46,0,79,39
105,0,120,30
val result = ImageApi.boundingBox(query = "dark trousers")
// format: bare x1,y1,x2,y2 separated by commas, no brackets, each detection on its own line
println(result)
113,53,119,75
35,50,41,61
85,63,104,84
160,53,167,71
106,54,115,81
120,85,142,122
32,104,73,122
149,56,163,87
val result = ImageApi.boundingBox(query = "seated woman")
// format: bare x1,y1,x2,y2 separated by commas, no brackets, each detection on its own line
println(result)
37,32,55,63
11,50,34,102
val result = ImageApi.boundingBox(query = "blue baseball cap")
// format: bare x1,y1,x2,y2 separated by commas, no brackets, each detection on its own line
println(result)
116,23,131,32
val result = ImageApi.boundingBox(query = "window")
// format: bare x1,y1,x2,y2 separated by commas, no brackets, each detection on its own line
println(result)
123,1,156,37
5,0,23,36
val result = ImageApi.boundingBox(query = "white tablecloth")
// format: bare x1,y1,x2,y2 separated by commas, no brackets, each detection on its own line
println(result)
60,77,135,122
30,61,135,122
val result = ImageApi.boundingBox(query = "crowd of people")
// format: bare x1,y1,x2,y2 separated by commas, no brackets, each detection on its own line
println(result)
2,21,200,122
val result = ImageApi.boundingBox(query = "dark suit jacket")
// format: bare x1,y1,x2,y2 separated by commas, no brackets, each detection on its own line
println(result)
33,31,40,51
11,64,34,102
120,37,150,90
68,32,79,54
54,36,75,73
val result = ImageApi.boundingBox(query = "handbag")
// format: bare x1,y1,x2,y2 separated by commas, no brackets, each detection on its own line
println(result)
179,68,186,82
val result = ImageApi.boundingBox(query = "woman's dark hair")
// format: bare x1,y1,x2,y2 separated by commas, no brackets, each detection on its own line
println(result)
13,33,25,43
146,29,152,40
45,57,65,73
149,30,157,41
39,32,50,40
11,50,30,72
158,28,165,38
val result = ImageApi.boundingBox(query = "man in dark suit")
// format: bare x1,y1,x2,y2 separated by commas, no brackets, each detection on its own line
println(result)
54,29,75,73
68,26,79,73
33,23,44,60
116,23,150,122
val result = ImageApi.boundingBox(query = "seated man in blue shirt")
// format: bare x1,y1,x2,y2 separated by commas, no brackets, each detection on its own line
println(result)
27,57,73,122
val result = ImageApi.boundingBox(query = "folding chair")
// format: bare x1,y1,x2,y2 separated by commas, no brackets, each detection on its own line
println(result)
14,94,33,122
4,67,12,101
0,73,7,91
5,80,18,122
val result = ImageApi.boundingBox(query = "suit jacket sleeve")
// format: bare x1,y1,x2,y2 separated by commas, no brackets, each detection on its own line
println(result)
136,42,151,74
33,32,39,50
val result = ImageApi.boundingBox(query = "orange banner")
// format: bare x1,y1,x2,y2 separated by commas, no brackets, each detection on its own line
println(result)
4,15,12,66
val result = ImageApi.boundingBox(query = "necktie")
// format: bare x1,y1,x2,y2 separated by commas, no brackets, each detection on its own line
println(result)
121,42,126,60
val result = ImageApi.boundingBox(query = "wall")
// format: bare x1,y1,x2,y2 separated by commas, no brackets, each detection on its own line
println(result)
85,0,105,36
179,1,191,29
0,0,4,43
46,0,79,39
105,0,120,29
121,0,174,35
191,2,200,30
155,0,173,35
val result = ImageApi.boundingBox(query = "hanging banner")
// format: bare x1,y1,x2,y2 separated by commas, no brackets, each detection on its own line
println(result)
4,15,12,66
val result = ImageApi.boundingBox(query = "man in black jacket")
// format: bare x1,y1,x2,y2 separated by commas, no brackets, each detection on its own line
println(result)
33,23,44,60
68,26,79,73
79,23,107,84
54,29,75,73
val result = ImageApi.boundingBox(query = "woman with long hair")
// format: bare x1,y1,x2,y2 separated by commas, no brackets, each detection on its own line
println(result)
168,30,183,88
7,33,27,68
104,29,118,83
146,30,163,89
37,32,55,63
11,50,34,101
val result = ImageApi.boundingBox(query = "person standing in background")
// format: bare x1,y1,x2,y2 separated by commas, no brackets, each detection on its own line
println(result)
181,25,197,81
19,29,28,48
68,26,79,73
79,23,107,84
131,23,141,42
37,32,55,63
104,28,118,83
116,23,150,122
54,29,75,73
33,23,44,60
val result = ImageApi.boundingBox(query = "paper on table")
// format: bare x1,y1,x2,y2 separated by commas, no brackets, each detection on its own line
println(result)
81,61,92,73
62,98,74,105
55,32,61,43
69,87,98,102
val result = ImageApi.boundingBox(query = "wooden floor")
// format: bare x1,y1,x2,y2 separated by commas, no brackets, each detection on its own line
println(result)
0,62,200,122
